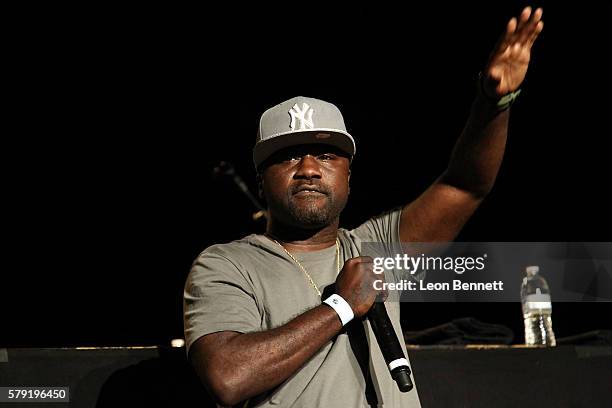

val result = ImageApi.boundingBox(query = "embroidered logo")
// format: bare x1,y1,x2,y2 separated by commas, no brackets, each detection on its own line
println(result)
289,103,314,131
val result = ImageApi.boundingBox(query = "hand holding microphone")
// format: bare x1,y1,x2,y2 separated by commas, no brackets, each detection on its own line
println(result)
331,256,414,393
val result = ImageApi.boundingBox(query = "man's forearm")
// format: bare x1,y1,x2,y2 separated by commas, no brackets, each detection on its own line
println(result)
442,94,510,198
190,303,342,406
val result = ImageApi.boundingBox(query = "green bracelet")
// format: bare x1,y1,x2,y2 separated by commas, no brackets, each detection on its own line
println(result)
478,72,521,111
495,88,522,110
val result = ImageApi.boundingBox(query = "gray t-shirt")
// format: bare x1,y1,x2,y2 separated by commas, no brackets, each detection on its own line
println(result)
184,208,422,407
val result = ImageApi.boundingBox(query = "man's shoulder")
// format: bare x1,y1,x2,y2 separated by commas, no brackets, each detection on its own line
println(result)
345,207,403,243
188,234,274,287
197,234,269,262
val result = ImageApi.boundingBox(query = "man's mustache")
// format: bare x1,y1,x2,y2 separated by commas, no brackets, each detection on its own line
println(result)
291,183,329,195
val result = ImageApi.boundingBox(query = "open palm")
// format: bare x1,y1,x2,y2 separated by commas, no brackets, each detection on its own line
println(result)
485,7,544,97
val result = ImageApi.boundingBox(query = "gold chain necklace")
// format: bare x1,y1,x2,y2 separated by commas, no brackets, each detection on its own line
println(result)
271,238,340,298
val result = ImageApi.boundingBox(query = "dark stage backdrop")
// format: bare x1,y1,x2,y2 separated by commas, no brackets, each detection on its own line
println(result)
3,1,611,347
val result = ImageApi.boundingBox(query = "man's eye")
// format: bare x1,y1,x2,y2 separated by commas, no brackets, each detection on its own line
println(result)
318,154,335,161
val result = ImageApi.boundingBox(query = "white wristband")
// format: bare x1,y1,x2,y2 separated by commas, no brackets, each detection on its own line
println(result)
323,294,354,326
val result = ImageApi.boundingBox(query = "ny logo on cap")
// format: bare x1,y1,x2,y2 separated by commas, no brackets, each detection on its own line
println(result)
289,103,314,131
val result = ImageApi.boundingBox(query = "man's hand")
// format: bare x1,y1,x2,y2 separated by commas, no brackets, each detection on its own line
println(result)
484,6,544,98
336,256,387,318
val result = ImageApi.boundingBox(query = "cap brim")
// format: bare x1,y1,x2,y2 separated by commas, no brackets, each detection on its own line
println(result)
253,129,356,168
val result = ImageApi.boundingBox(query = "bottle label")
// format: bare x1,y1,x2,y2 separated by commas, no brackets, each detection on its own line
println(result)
524,294,552,312
526,301,552,310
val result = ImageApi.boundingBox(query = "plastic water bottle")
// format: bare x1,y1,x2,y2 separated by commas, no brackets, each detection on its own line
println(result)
520,266,556,346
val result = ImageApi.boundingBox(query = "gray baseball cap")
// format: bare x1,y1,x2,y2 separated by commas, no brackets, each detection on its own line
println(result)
253,96,356,168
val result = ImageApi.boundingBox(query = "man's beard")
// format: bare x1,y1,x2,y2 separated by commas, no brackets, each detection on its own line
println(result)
287,194,347,228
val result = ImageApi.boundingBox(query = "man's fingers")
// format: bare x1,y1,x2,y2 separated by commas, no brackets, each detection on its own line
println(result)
499,17,517,50
507,17,518,35
517,6,532,31
344,256,373,266
532,7,543,22
518,7,543,45
498,7,543,56
528,21,544,47
357,257,373,266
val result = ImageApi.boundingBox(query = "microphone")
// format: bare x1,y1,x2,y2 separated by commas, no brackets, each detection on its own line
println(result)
368,302,414,393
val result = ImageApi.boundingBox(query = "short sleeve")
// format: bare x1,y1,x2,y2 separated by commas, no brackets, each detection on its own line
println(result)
350,207,402,244
183,249,261,354
349,207,423,289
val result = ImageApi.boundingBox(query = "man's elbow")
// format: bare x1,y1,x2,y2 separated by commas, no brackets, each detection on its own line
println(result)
440,172,493,201
190,350,245,406
466,185,491,201
206,372,244,407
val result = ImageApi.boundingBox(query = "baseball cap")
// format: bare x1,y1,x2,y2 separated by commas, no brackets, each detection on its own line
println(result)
253,96,356,169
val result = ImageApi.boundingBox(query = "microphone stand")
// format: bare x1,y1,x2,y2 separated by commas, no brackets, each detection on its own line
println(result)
212,161,267,221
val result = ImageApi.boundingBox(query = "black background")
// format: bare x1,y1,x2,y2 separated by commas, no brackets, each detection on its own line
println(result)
3,1,611,347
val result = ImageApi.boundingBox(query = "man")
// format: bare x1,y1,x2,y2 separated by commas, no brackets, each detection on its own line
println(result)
184,7,543,407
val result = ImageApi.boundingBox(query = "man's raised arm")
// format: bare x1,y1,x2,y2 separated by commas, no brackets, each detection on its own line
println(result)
400,6,544,243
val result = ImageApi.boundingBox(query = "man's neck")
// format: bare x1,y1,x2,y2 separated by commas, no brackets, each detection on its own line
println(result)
265,219,339,252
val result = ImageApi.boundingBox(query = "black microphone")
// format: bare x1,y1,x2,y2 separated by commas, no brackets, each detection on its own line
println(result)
368,302,414,392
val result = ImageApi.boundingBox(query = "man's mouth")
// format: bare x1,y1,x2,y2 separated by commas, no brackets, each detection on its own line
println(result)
293,185,327,195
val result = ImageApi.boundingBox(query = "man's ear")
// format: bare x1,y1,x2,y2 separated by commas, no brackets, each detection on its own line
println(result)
256,173,264,200
347,169,351,194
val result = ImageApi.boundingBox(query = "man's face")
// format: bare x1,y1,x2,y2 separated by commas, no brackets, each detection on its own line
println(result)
260,144,351,229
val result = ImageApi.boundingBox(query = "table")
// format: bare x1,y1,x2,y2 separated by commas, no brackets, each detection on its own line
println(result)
1,345,610,407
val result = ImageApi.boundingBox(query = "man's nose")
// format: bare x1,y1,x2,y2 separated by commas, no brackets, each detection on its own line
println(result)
294,155,322,179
